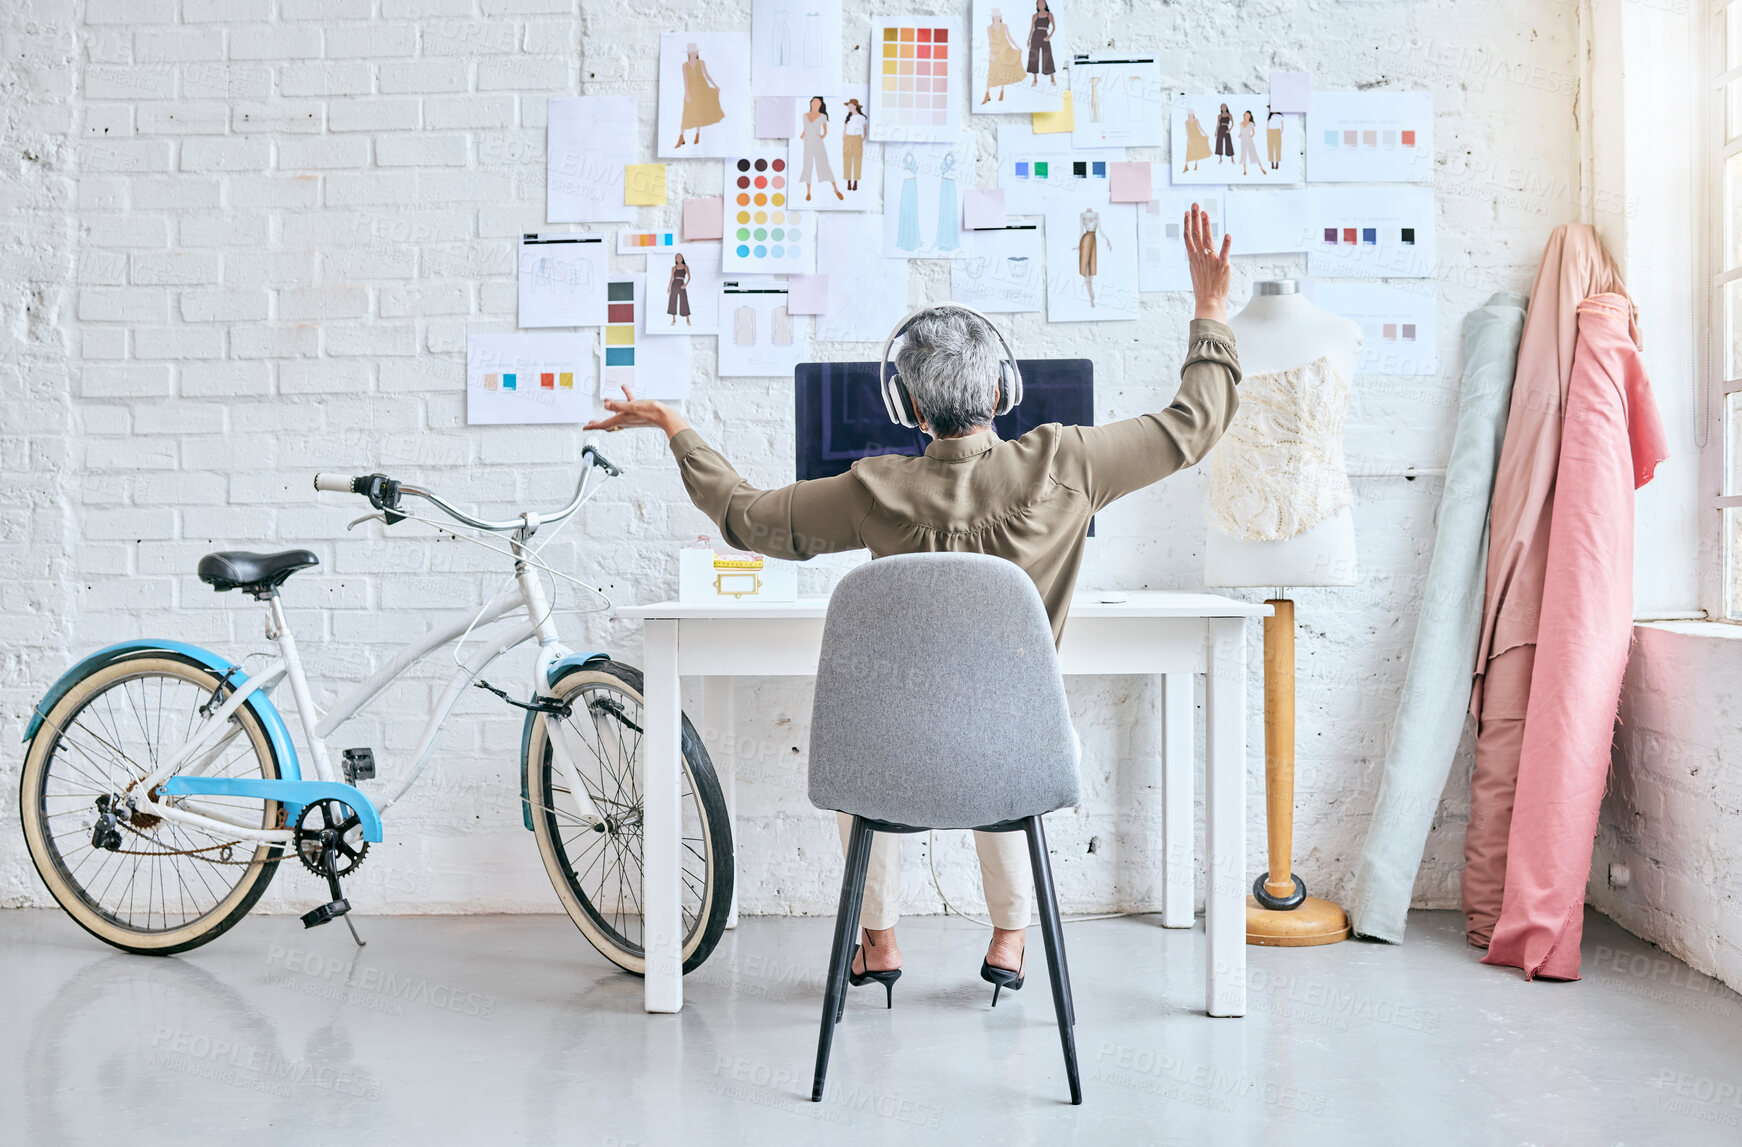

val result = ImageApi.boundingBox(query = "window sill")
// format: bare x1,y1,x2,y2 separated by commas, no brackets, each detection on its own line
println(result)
1635,618,1742,640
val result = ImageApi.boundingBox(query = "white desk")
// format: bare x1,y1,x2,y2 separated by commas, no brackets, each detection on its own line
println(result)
615,590,1270,1019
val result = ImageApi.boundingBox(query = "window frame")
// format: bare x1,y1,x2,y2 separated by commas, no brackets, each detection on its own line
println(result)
1709,0,1742,620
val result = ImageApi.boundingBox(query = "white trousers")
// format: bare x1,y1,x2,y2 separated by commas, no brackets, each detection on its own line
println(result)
836,812,1032,931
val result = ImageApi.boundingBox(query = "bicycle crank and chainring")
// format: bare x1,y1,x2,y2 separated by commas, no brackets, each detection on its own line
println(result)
292,799,369,878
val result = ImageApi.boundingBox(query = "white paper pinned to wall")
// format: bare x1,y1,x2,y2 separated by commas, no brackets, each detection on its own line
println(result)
969,0,1067,115
658,31,752,159
467,332,598,425
1070,56,1164,148
1305,92,1434,184
1224,188,1312,254
1305,185,1437,278
1045,194,1139,321
718,279,808,376
883,140,975,260
547,96,636,224
1170,93,1302,185
815,213,909,342
1310,280,1438,376
1136,192,1222,293
517,232,608,327
952,224,1045,313
787,87,880,212
645,246,726,337
752,0,844,98
600,275,693,401
995,122,1124,215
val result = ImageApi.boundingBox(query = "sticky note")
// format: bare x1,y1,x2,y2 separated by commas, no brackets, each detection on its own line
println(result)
1109,162,1152,204
963,188,1006,230
683,197,724,241
1032,90,1073,134
755,96,797,139
786,274,830,315
1269,71,1310,114
625,164,667,206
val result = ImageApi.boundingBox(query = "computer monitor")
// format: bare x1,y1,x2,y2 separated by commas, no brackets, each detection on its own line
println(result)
793,358,1094,481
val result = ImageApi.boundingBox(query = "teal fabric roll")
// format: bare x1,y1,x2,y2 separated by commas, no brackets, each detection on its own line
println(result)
1349,291,1527,943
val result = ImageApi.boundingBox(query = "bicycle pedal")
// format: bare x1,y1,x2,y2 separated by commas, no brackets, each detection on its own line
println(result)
301,898,351,929
342,747,376,783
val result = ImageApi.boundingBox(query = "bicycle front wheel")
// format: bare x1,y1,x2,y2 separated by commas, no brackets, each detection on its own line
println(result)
526,659,732,975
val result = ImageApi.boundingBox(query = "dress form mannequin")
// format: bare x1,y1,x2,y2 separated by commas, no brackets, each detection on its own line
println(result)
1206,279,1360,947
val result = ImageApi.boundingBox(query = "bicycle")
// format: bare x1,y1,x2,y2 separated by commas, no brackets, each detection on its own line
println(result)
18,441,733,976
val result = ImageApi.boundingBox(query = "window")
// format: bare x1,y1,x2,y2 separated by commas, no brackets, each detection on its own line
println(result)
1714,2,1742,618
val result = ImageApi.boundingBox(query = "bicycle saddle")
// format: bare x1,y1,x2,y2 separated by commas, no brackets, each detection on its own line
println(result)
198,549,320,597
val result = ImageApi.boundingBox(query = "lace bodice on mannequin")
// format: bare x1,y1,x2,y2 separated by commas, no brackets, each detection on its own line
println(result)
1208,355,1353,542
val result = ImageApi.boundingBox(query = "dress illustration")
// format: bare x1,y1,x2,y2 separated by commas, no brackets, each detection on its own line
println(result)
733,305,756,346
666,258,691,325
1238,112,1264,175
771,305,793,346
896,151,922,252
1214,104,1234,161
799,98,842,201
841,101,866,189
1026,2,1056,83
1181,109,1211,172
1266,107,1284,170
935,151,960,252
1089,75,1102,122
803,12,822,68
1077,206,1109,307
983,10,1025,103
676,44,725,148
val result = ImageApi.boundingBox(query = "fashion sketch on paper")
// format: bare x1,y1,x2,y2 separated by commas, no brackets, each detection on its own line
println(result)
935,151,960,252
666,254,691,326
1027,0,1056,85
772,8,790,66
896,150,922,252
800,96,844,201
842,99,866,189
1266,105,1283,170
1077,205,1109,307
1238,110,1265,175
1215,102,1234,162
1181,107,1211,172
983,8,1025,104
733,304,756,346
675,43,725,148
771,304,793,346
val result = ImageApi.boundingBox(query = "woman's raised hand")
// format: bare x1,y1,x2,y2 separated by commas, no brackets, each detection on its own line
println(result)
583,385,692,440
1183,203,1232,323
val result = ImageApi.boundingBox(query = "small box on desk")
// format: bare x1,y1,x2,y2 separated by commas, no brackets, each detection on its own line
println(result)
678,547,798,603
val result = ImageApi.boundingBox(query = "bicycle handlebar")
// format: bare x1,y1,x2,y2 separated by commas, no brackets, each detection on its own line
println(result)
313,473,363,494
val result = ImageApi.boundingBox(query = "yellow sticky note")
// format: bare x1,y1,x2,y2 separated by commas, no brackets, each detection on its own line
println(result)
1032,91,1074,134
625,164,667,206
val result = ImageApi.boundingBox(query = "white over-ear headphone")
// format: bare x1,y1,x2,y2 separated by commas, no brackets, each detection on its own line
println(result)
877,304,1024,429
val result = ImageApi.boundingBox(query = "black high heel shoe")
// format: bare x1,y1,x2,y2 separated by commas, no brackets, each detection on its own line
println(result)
844,936,901,1011
980,953,1025,1007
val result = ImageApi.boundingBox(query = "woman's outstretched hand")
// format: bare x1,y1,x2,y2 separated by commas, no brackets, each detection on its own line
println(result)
583,386,692,440
1184,202,1232,324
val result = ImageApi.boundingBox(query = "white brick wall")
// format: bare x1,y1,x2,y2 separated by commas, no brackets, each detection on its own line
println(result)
1,1,1599,930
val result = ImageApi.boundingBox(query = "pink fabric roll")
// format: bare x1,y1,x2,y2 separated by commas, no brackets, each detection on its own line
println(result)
1482,294,1668,980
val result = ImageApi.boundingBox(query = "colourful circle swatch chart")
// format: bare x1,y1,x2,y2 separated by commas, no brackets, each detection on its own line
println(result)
720,149,816,274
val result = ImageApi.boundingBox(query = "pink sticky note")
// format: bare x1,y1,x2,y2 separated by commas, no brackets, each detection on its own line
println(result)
786,274,829,314
963,188,1006,230
1109,162,1152,204
683,197,723,241
1269,72,1310,114
755,96,796,139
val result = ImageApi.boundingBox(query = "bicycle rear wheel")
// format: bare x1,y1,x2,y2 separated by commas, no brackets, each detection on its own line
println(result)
526,659,732,975
19,655,285,954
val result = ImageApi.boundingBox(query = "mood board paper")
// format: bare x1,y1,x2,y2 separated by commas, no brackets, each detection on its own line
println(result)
618,230,678,253
970,0,1067,115
683,197,725,241
1070,56,1164,148
646,246,726,337
787,87,880,211
600,276,693,401
1171,94,1302,185
547,96,636,224
624,164,667,206
951,224,1045,313
1311,281,1438,376
1224,188,1312,254
996,122,1125,214
1032,89,1074,133
658,32,752,159
1306,185,1437,278
963,187,1006,229
751,0,843,97
785,274,830,314
467,332,596,425
1136,193,1223,293
1109,161,1151,203
755,95,797,138
870,19,964,142
815,212,909,342
1306,92,1434,184
1269,72,1311,114
884,142,973,259
718,280,807,376
1045,195,1139,322
517,232,608,328
722,150,817,274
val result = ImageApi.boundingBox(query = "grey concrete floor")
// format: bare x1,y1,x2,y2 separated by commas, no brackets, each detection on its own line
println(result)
3,906,1739,1146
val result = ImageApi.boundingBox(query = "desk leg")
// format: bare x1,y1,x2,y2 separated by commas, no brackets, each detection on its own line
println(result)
702,676,739,930
1205,617,1247,1018
1161,673,1194,929
644,620,683,1013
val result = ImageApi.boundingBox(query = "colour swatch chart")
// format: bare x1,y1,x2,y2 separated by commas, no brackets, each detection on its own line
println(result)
1224,188,1311,254
722,151,817,274
718,280,806,377
951,224,1044,314
547,96,635,225
617,230,678,253
645,246,726,337
1136,192,1223,293
996,123,1124,214
1305,92,1433,184
1170,94,1303,185
870,20,962,143
1306,185,1436,278
600,276,692,401
517,233,607,328
467,332,596,425
1069,57,1164,148
1311,281,1438,376
815,213,909,342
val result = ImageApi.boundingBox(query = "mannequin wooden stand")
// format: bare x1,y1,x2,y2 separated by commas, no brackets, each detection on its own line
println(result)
1247,598,1350,946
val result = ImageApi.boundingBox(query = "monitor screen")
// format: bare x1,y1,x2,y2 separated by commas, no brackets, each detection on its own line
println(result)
793,358,1094,481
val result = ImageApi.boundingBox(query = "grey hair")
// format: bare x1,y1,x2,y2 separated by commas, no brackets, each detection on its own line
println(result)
894,308,1005,438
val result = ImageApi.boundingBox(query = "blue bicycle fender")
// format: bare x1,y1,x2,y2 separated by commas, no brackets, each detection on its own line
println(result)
520,652,611,831
23,640,302,782
159,777,384,843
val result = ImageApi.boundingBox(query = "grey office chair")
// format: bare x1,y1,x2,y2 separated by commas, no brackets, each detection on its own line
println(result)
806,552,1084,1106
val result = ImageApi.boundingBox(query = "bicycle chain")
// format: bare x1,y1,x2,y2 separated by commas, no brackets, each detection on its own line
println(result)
107,804,290,865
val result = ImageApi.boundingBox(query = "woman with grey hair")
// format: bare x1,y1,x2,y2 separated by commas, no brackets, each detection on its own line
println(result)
587,206,1238,998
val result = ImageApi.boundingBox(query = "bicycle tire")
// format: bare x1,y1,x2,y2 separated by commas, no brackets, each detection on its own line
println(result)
19,654,286,955
525,659,733,975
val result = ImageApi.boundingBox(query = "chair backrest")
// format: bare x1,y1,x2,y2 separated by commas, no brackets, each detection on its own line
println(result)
807,553,1081,830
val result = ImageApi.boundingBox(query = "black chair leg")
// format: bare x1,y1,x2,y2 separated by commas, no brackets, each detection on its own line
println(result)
1026,815,1082,1105
813,816,874,1103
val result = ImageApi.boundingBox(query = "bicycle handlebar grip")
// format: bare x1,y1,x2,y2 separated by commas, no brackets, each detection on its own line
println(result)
313,473,363,494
